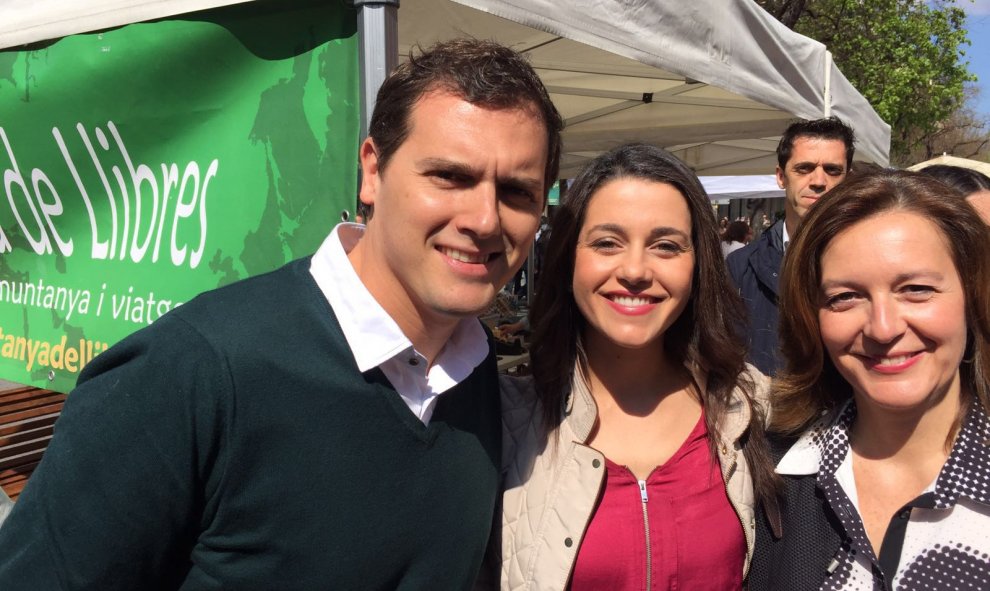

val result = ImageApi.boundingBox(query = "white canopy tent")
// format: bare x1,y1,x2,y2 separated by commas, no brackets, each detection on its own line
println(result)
701,175,784,238
399,0,889,176
700,175,783,202
0,0,890,176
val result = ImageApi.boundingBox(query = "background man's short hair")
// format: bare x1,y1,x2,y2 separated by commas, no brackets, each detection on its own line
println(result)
776,116,856,170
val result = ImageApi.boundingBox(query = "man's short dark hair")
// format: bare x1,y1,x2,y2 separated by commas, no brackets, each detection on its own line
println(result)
776,116,856,170
368,38,563,198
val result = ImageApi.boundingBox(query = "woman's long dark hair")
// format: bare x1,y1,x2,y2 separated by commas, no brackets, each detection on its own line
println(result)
529,143,778,507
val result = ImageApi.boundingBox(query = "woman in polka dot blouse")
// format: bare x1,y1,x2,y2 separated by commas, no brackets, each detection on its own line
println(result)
749,170,990,591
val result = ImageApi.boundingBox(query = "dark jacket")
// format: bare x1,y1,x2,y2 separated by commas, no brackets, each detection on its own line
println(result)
751,404,990,591
726,220,785,375
747,435,845,591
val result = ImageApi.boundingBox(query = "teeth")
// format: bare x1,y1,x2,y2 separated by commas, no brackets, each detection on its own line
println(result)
876,354,913,366
442,247,486,264
612,295,652,307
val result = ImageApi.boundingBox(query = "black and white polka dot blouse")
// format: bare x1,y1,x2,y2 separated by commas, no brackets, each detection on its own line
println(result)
775,400,990,590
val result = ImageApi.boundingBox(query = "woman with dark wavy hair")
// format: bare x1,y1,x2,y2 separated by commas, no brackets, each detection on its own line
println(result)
749,170,990,590
496,143,778,590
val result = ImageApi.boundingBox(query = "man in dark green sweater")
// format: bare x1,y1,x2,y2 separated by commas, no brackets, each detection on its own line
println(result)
0,38,562,590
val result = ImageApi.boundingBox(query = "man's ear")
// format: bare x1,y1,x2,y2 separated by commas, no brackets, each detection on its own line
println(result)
775,166,786,189
358,137,381,208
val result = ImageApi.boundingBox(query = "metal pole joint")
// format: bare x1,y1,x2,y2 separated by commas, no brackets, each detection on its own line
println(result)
351,0,400,7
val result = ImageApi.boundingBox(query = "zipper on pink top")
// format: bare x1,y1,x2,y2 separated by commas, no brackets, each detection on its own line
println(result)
638,479,652,590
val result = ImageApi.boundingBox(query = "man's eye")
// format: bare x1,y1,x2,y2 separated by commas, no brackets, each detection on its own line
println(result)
502,186,535,202
431,170,459,181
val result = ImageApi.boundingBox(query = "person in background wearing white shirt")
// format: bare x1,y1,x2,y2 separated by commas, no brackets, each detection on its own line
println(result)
721,220,752,258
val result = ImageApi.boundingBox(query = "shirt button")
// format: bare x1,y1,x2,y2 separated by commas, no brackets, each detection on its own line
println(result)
592,459,601,468
564,537,573,547
408,358,419,366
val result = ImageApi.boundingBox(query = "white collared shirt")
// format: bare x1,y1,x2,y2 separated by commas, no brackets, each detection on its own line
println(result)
309,223,489,424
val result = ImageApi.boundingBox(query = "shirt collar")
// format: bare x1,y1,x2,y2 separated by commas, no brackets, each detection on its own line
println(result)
776,399,855,476
309,223,488,376
933,402,990,508
776,398,990,509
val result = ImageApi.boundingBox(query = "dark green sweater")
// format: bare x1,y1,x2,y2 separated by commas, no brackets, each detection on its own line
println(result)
0,258,501,590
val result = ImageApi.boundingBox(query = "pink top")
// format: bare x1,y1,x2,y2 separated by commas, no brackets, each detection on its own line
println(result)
569,414,745,591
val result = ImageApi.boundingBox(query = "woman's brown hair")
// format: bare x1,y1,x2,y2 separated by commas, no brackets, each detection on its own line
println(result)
772,169,990,435
529,143,778,508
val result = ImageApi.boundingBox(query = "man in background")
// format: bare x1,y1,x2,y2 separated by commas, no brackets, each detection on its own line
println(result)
727,117,855,375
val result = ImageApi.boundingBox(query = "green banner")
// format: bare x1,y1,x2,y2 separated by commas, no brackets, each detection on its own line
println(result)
0,1,360,392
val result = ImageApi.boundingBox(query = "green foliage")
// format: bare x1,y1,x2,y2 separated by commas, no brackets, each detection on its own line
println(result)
757,0,975,165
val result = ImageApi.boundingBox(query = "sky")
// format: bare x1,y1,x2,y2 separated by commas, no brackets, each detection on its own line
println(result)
956,0,990,116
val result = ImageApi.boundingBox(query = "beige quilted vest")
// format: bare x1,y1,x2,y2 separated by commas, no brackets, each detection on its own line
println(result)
496,365,769,591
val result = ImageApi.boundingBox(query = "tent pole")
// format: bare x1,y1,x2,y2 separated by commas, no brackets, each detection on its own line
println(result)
823,50,833,117
355,0,399,142
353,0,399,219
526,241,535,307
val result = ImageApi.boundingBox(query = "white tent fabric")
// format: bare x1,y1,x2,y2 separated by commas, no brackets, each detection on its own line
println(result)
0,0,891,176
0,0,255,48
700,175,784,201
400,0,889,176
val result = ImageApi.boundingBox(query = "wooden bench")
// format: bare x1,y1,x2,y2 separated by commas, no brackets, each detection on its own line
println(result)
0,387,67,500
